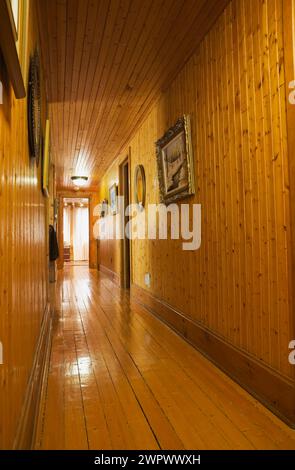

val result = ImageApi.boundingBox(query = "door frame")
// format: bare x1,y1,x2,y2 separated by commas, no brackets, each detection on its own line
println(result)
57,192,92,269
119,151,132,288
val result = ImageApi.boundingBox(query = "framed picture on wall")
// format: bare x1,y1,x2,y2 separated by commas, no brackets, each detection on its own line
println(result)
42,119,50,197
0,0,28,98
17,0,30,84
156,115,195,205
109,183,118,215
8,0,19,40
7,0,30,79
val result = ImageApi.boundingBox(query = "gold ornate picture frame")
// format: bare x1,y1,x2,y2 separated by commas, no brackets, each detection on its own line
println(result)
134,164,146,209
156,115,195,205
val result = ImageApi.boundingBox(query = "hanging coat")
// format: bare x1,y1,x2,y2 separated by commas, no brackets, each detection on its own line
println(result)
49,225,59,261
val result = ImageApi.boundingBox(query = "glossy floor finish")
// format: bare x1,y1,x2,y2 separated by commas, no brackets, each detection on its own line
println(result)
35,266,295,450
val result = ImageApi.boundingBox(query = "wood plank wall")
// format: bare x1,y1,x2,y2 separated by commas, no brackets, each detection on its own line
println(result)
98,0,295,383
97,160,122,278
0,0,48,449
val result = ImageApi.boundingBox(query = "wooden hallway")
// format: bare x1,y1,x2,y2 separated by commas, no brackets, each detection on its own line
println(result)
2,0,295,457
35,266,295,450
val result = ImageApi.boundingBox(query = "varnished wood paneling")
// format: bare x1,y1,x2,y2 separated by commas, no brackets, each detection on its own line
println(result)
282,0,295,361
36,0,230,190
13,304,52,449
98,0,295,392
35,266,295,449
0,0,48,449
97,159,122,277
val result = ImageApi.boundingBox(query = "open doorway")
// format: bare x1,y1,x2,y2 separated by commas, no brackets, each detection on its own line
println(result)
120,157,131,288
63,198,90,266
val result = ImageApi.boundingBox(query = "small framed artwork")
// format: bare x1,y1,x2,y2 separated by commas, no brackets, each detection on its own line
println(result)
134,164,146,209
42,119,50,197
156,115,195,205
109,183,118,215
100,199,108,218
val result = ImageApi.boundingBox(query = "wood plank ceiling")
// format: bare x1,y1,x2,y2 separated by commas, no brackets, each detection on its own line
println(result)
37,0,229,190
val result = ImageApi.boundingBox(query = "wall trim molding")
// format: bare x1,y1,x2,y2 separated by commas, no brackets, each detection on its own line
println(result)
98,263,120,285
13,302,52,449
131,284,295,428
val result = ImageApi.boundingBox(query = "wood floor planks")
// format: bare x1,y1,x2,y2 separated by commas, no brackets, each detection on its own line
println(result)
35,266,295,450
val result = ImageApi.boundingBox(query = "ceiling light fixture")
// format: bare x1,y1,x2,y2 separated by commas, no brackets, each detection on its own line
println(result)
71,176,88,187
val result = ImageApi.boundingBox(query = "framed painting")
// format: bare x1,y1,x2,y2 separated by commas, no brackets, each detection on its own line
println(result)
109,183,118,215
0,0,28,98
17,0,30,84
8,0,19,41
8,0,30,80
42,119,50,197
155,115,195,205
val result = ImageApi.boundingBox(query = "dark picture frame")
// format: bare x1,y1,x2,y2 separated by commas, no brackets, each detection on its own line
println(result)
27,49,41,162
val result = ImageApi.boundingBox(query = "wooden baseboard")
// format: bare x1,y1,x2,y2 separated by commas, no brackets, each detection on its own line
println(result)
131,284,295,428
98,264,120,286
13,302,52,449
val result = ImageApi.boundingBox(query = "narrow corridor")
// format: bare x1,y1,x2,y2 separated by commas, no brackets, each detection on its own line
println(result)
35,266,295,450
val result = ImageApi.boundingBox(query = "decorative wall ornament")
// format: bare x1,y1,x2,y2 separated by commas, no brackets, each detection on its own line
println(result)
109,183,118,215
134,164,146,209
155,115,195,205
27,49,41,163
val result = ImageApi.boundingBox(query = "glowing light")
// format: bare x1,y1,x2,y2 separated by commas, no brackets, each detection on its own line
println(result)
71,176,88,187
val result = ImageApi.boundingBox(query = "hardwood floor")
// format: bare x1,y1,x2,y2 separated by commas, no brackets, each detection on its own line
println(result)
35,266,295,450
